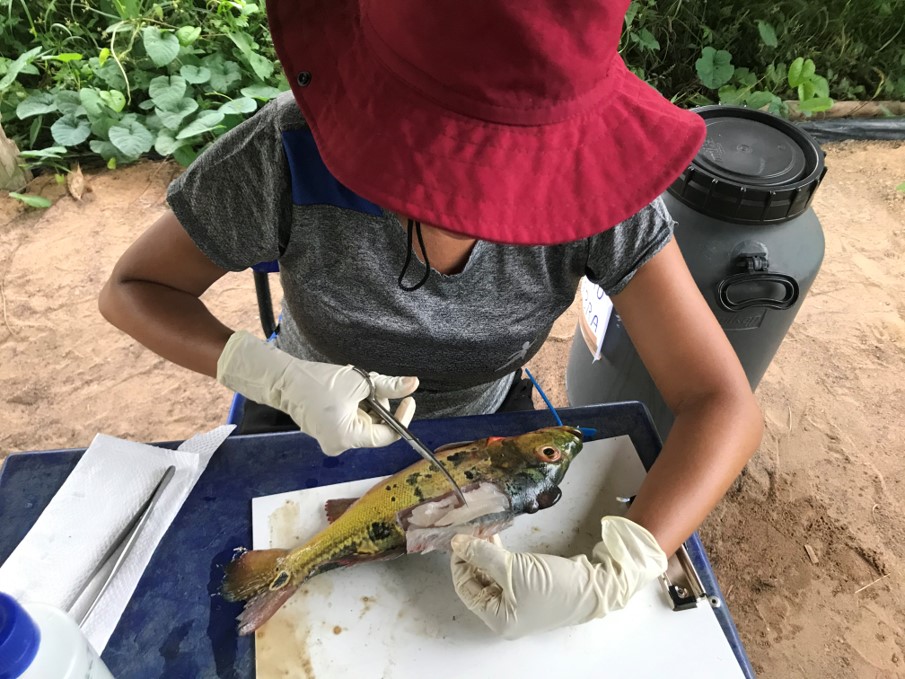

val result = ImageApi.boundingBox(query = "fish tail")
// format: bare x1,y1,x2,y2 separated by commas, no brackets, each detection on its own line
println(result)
236,584,299,636
221,548,290,602
221,547,315,635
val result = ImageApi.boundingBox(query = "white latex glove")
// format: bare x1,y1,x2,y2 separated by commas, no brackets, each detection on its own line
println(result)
449,516,668,640
216,330,418,456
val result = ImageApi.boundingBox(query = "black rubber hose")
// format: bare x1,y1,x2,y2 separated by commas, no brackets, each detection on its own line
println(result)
795,118,905,142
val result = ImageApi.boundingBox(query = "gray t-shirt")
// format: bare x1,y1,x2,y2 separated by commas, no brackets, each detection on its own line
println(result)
167,92,674,418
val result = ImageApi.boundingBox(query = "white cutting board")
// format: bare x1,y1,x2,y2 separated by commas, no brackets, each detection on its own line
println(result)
251,435,745,678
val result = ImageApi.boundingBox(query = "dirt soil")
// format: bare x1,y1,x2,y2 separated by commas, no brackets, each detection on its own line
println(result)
2,141,904,678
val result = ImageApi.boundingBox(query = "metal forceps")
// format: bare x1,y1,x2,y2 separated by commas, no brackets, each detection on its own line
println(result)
70,465,176,628
352,366,467,505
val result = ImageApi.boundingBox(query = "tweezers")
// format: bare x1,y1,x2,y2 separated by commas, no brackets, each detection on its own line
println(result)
352,366,467,505
72,465,176,628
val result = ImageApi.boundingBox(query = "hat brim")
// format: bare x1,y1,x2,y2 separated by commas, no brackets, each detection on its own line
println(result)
269,0,706,246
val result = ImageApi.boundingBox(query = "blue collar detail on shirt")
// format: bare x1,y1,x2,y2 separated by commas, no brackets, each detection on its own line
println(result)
281,128,382,217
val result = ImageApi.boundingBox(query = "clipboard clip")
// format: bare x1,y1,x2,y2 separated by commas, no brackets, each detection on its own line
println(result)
615,495,720,613
660,543,712,612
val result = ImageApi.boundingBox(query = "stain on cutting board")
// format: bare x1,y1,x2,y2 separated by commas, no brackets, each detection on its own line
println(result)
269,500,303,548
256,499,330,678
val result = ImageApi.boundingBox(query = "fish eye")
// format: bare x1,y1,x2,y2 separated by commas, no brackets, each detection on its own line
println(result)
534,446,562,462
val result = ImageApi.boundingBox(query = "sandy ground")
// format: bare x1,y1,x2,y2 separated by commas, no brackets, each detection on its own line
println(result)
1,141,904,677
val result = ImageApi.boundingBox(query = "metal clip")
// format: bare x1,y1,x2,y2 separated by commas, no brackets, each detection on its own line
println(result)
615,495,713,612
660,543,709,611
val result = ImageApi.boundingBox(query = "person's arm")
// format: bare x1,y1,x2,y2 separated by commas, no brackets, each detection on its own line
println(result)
614,237,763,555
99,209,234,377
449,238,763,639
98,209,418,455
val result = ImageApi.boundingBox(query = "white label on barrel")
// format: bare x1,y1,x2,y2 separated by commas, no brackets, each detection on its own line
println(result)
578,277,613,361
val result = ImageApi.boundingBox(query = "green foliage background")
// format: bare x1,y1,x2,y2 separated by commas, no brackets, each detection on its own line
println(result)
620,0,905,107
1,0,903,176
0,0,288,172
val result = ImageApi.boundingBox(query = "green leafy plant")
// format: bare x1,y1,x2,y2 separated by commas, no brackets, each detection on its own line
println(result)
18,146,70,173
619,0,903,109
695,47,735,90
788,57,832,109
9,191,52,208
2,0,903,173
691,31,834,115
756,20,779,48
1,0,289,172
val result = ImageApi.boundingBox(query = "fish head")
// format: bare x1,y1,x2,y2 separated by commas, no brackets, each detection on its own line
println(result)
480,426,583,515
506,425,584,482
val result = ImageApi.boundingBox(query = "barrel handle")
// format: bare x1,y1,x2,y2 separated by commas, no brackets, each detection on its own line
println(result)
717,271,800,311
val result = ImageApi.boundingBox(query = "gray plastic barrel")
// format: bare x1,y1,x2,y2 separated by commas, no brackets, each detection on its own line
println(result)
566,105,827,437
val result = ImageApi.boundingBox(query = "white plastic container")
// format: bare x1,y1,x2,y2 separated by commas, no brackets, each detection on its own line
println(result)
0,592,115,679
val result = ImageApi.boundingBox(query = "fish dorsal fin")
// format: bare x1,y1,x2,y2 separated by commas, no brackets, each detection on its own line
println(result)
324,498,359,523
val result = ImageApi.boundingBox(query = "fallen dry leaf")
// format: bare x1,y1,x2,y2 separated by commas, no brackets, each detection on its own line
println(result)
66,162,87,200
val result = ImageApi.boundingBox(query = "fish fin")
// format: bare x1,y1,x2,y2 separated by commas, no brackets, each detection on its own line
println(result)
221,548,289,602
324,497,359,523
237,583,299,636
334,547,405,568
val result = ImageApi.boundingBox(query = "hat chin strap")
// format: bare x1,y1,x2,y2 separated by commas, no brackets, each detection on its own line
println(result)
398,219,431,292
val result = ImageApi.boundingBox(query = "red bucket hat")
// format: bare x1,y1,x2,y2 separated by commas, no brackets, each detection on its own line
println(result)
267,0,706,246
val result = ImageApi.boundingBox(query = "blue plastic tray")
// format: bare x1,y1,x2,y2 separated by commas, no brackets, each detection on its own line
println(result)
0,403,754,678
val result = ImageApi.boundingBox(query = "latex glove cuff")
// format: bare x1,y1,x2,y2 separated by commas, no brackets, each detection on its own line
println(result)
585,515,669,617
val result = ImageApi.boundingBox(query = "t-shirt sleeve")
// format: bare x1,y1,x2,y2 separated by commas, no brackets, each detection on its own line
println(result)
165,98,293,271
585,196,675,296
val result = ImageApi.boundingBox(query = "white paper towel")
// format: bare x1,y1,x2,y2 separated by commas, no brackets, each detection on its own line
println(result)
0,424,234,653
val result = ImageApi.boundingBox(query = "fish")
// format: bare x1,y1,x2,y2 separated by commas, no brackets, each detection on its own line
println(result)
220,425,584,635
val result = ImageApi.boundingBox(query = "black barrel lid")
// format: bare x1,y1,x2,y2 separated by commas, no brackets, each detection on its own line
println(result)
667,106,826,224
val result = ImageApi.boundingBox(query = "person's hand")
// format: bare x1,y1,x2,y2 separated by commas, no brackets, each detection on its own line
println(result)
449,516,667,640
216,330,418,455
